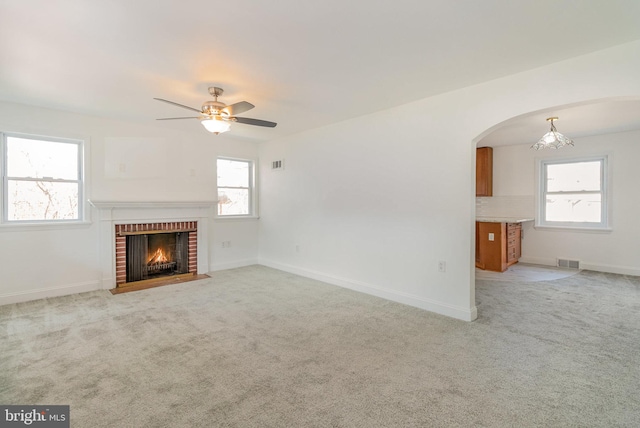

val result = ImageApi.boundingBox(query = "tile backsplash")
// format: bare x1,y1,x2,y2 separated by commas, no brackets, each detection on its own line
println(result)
476,195,535,218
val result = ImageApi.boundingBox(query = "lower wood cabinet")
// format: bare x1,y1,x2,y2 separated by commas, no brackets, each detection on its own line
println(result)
476,222,522,272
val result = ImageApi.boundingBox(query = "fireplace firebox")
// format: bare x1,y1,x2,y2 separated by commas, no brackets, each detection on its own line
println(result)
115,222,197,286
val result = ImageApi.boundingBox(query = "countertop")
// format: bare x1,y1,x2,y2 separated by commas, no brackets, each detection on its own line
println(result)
476,217,534,223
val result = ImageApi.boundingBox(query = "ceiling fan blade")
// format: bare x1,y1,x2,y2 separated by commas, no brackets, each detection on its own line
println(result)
153,98,203,114
233,117,277,128
156,117,200,120
223,101,255,116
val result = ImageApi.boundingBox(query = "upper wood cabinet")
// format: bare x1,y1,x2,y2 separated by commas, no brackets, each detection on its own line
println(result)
476,147,493,197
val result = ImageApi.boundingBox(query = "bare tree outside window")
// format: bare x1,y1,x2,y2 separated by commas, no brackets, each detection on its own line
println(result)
3,135,82,222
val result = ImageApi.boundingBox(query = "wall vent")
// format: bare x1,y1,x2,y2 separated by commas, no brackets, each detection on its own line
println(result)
271,159,284,170
557,258,580,269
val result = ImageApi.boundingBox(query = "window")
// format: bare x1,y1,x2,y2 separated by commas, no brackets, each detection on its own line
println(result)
2,133,84,223
216,157,255,217
537,156,609,229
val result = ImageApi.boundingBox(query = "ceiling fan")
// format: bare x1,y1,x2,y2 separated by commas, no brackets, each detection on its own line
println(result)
154,87,277,134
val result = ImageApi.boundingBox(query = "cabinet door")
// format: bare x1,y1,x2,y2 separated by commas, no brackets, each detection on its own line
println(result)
476,147,493,197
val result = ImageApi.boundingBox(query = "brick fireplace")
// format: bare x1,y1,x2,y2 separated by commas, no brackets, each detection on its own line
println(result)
115,221,198,286
90,201,215,290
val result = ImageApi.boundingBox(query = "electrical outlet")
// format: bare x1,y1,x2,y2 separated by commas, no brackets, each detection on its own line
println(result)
438,261,446,273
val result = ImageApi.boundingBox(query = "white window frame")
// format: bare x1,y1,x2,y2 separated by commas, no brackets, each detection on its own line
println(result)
535,154,611,231
1,132,86,225
215,156,257,219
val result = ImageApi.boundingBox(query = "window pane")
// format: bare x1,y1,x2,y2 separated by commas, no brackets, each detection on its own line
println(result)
218,188,249,215
546,161,601,192
7,180,79,221
545,193,601,223
217,159,249,187
7,137,78,180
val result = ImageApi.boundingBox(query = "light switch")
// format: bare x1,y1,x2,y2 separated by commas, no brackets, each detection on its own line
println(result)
488,233,495,241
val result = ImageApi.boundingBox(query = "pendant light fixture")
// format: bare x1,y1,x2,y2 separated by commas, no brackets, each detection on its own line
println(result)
531,117,574,150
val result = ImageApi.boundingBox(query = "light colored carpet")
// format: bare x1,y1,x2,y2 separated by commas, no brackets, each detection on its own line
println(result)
1,265,639,427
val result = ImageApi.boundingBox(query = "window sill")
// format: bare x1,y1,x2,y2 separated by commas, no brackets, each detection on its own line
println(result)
0,220,93,232
534,224,612,233
213,215,260,222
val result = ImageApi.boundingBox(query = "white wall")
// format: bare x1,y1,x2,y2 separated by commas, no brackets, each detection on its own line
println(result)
0,101,260,304
258,40,640,321
488,129,640,275
2,40,640,316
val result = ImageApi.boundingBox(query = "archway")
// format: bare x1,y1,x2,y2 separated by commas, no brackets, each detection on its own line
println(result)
471,97,640,307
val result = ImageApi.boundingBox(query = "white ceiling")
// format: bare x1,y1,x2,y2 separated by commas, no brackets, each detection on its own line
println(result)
478,99,640,147
1,1,640,143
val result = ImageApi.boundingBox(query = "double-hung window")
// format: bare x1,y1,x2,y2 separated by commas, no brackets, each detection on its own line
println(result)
2,133,84,223
537,155,609,229
216,157,255,217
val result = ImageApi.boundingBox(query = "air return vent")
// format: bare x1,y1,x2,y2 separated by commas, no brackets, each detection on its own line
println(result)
271,159,284,170
557,258,580,269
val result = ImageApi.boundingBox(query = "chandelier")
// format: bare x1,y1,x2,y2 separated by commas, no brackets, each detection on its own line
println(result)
531,117,574,150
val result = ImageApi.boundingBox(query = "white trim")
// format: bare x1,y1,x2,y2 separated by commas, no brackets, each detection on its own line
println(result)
0,220,92,232
216,156,258,218
535,154,611,230
259,259,478,322
88,200,216,209
580,262,640,276
91,201,214,289
518,256,640,276
533,225,612,233
0,280,102,306
213,216,260,222
1,132,89,224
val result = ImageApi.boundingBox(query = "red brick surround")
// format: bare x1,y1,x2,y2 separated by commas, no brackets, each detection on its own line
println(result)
115,221,197,285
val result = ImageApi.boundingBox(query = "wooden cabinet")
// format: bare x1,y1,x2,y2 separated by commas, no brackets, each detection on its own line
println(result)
476,221,521,272
476,147,493,197
506,223,522,265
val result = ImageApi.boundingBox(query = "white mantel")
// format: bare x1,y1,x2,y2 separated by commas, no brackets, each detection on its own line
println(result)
90,200,216,289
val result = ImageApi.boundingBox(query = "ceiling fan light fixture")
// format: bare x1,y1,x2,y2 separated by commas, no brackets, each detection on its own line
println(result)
531,117,574,150
155,87,276,132
201,117,231,134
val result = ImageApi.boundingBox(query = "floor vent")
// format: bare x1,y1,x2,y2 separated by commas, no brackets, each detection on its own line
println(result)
557,258,580,269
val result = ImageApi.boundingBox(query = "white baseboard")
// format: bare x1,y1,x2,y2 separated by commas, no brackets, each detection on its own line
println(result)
210,258,260,272
580,263,640,276
0,280,102,306
259,259,477,322
519,256,640,276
